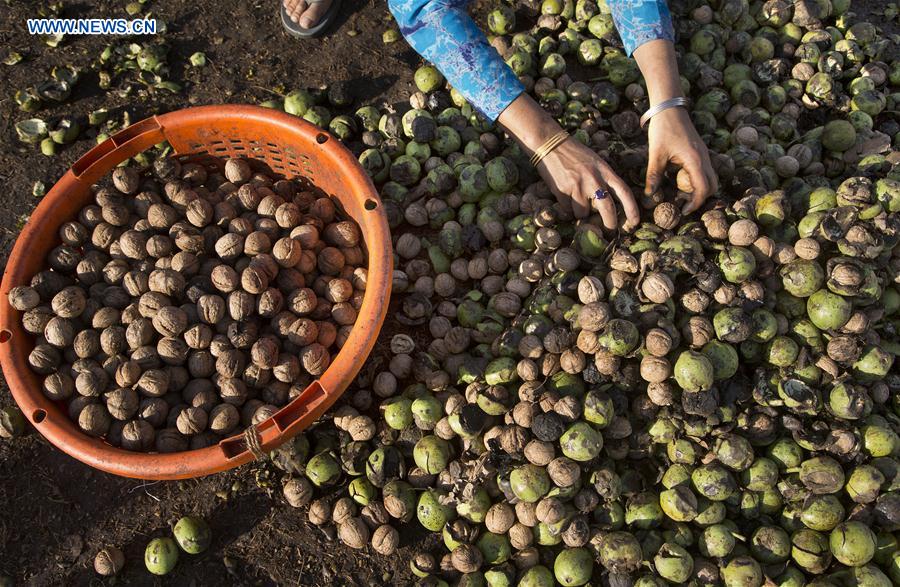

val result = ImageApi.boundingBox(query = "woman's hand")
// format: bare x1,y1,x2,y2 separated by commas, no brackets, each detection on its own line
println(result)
633,39,719,215
498,93,639,230
537,138,639,229
645,106,718,215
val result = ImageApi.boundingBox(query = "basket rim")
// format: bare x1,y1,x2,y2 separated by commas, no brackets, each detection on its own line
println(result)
0,105,392,480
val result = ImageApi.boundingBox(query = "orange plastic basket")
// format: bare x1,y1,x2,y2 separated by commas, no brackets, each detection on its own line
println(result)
0,105,392,480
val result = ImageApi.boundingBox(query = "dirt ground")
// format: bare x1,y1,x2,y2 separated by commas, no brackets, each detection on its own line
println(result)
0,0,896,586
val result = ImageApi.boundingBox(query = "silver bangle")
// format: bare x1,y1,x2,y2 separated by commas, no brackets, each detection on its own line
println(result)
640,97,690,128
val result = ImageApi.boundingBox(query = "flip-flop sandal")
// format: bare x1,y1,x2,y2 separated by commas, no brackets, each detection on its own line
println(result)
281,0,342,38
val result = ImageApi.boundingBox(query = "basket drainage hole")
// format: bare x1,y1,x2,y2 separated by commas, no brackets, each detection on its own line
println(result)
33,409,47,424
364,199,378,211
0,330,10,343
316,134,329,144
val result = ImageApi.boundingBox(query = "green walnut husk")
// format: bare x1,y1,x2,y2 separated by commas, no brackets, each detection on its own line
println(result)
458,487,491,524
781,260,825,297
284,89,314,116
598,531,643,573
414,66,444,93
792,529,832,574
382,397,414,430
477,531,511,565
692,464,737,502
714,308,752,343
830,521,877,567
417,488,455,531
0,406,26,439
659,485,698,522
807,289,853,330
49,117,80,144
554,548,593,586
15,119,48,144
510,464,551,503
348,476,377,505
719,247,757,283
145,537,179,575
413,435,452,474
598,318,640,356
701,340,739,380
821,119,857,152
559,421,603,461
518,566,554,587
173,516,211,554
305,451,341,487
853,346,894,382
488,5,516,35
654,543,693,583
673,350,715,392
583,390,614,428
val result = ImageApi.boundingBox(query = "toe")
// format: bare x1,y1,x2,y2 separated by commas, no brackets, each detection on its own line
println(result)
299,0,331,28
289,0,307,22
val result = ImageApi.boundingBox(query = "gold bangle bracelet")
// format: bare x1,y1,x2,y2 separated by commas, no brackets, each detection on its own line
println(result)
529,130,569,168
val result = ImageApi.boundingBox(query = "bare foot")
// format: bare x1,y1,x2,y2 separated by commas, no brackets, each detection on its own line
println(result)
283,0,332,28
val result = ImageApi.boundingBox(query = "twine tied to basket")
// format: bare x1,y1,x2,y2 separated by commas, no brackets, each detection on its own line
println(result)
243,424,266,460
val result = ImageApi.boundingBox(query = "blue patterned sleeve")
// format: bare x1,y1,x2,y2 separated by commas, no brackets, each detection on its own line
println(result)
607,0,676,56
387,0,524,122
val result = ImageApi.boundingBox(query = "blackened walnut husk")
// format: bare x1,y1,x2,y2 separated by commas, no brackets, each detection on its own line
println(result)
682,387,720,417
532,412,565,442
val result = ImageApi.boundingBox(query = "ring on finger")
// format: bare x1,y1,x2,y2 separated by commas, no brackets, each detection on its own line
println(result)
593,188,610,201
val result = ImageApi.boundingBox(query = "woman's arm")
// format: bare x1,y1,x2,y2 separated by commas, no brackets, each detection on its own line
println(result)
632,39,718,214
608,0,676,56
388,0,639,227
387,0,523,122
608,0,717,213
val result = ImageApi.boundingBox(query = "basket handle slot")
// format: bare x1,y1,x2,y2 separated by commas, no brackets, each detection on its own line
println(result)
111,117,164,147
71,139,116,178
272,380,326,430
70,117,165,180
218,380,327,460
